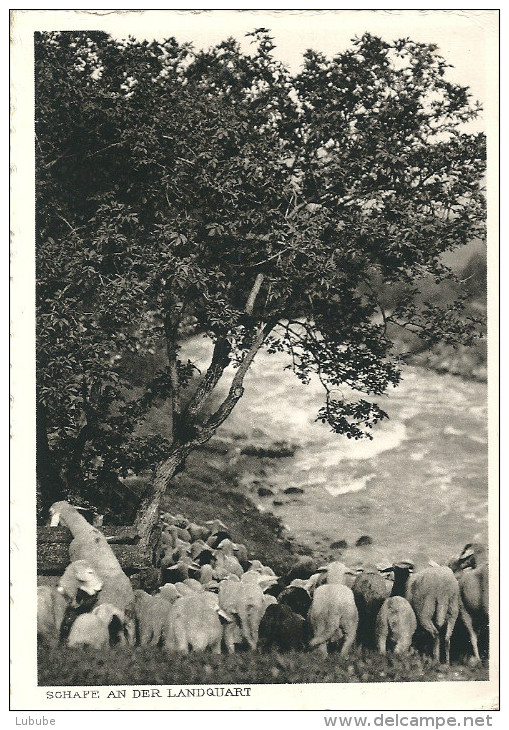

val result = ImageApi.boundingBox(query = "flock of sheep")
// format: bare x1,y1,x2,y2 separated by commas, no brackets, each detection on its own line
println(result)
37,501,489,669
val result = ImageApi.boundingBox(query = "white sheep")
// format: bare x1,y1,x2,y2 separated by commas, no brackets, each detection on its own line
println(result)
232,542,249,565
218,576,265,652
50,501,136,644
187,522,212,542
183,578,204,592
456,562,489,664
315,561,355,589
155,584,181,604
164,592,223,654
247,559,276,576
133,589,172,647
375,596,417,655
199,564,215,585
262,593,278,611
37,585,67,647
459,542,488,569
57,560,103,608
92,603,128,645
396,563,460,664
67,613,110,650
241,569,279,592
308,583,359,656
212,539,244,580
66,603,125,649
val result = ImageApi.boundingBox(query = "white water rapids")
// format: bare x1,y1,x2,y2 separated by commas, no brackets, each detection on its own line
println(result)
182,336,489,567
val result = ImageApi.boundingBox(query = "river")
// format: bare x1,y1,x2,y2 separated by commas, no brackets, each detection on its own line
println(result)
183,336,489,568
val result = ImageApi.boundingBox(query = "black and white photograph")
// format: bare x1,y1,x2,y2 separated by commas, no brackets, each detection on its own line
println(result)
10,8,499,713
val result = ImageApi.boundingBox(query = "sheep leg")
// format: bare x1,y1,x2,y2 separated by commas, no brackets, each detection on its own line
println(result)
443,636,451,666
393,635,412,655
459,604,481,664
173,624,189,654
376,625,388,655
340,629,356,657
125,617,137,646
377,639,387,655
419,616,440,662
430,632,441,663
314,641,329,657
223,623,236,654
139,626,150,646
212,638,222,655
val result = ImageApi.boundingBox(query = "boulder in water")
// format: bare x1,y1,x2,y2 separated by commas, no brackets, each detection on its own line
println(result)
284,487,304,495
258,487,274,497
330,540,348,550
356,535,373,547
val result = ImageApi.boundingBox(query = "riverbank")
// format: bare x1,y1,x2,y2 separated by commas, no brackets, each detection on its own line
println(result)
162,436,313,573
409,341,487,382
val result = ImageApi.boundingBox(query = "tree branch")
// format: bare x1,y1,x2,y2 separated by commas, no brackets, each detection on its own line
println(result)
245,273,264,314
182,338,232,422
164,306,181,434
196,323,271,441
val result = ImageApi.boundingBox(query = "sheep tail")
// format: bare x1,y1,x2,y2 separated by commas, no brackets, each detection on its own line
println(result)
435,598,450,629
243,604,260,650
190,632,209,652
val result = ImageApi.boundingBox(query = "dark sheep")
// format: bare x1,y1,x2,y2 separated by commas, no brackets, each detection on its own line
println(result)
352,566,392,648
206,530,232,549
277,585,312,619
258,603,310,653
458,543,488,570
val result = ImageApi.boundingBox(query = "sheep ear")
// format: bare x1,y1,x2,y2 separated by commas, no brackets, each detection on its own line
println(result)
460,544,473,556
394,561,414,570
217,609,234,624
50,511,60,527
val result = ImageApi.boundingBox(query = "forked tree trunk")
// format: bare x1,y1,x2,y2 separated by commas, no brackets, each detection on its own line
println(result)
134,321,271,549
133,445,189,548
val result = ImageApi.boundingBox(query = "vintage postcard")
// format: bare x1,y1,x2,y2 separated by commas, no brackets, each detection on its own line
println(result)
10,8,499,714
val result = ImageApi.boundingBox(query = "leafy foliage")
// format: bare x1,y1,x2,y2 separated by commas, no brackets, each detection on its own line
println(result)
35,30,486,512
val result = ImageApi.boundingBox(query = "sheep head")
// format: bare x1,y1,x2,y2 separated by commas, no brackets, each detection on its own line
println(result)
92,603,127,645
57,560,103,608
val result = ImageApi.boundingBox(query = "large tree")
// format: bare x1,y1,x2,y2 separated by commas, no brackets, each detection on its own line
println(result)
35,30,486,544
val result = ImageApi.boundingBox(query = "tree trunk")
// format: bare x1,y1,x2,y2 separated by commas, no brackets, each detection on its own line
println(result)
133,445,189,549
133,323,273,548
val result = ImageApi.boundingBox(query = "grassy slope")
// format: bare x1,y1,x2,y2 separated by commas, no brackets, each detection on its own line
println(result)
38,646,488,687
